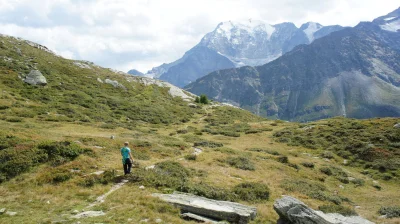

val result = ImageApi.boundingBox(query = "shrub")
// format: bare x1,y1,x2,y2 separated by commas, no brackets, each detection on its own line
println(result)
181,182,235,201
321,151,335,159
226,156,255,171
233,182,270,201
194,141,223,148
199,94,209,104
379,206,400,218
320,167,333,176
128,161,190,189
37,141,88,162
318,204,357,216
301,162,315,168
184,154,197,161
350,178,365,186
5,117,23,122
277,156,289,163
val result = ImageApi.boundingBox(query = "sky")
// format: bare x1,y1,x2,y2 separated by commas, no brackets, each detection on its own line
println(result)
0,0,399,73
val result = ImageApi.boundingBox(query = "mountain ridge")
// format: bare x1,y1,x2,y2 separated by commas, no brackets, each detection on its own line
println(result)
131,20,344,87
185,8,400,121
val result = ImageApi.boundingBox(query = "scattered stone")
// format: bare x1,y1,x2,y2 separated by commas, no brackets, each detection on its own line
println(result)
139,186,145,190
110,135,115,139
73,62,92,69
372,180,379,184
97,77,104,83
343,159,348,165
273,196,374,224
155,218,162,223
181,212,228,223
15,47,22,56
71,210,79,215
145,165,155,170
105,79,126,89
193,147,203,156
394,123,400,128
153,192,257,224
0,208,5,214
5,211,17,216
339,185,344,189
24,70,47,86
47,201,50,204
140,219,150,223
355,206,361,209
72,211,105,219
94,146,104,149
348,177,355,181
188,103,198,108
127,218,133,221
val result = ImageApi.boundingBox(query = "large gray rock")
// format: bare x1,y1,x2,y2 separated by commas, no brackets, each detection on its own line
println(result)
153,192,257,224
24,70,47,86
274,196,374,224
394,123,400,128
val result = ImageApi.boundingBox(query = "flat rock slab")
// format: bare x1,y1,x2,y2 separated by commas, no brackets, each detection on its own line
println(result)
72,211,105,219
153,192,256,224
274,196,374,224
181,212,229,223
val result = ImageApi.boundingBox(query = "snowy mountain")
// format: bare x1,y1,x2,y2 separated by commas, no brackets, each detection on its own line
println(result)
186,7,400,122
131,20,344,87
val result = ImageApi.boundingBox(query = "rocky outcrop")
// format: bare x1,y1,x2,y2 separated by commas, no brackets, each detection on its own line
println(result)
105,78,125,89
394,123,400,128
273,196,374,224
153,192,257,224
24,70,47,86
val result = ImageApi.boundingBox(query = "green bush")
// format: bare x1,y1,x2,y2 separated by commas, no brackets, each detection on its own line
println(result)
320,167,333,176
181,182,235,201
321,151,335,159
277,156,289,163
233,182,270,201
318,204,357,216
194,141,224,148
184,154,197,161
379,206,400,218
226,156,255,170
301,162,315,168
128,161,190,189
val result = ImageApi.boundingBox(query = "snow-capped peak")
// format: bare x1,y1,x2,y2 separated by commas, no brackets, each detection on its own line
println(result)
216,19,276,40
301,22,323,42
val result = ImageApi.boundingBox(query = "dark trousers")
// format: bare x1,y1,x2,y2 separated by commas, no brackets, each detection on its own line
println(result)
123,158,132,175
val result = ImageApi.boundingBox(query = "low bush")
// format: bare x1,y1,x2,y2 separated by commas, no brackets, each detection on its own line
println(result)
184,154,197,161
226,156,255,170
181,182,235,201
79,169,117,187
194,141,224,148
301,162,315,168
321,151,335,159
378,206,400,218
277,156,289,164
318,204,357,216
320,167,333,176
233,182,270,201
128,161,190,189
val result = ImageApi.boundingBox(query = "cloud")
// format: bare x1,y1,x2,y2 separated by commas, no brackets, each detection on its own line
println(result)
0,0,399,73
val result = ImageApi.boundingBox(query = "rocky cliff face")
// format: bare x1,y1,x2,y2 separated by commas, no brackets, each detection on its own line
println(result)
186,8,400,122
131,20,343,87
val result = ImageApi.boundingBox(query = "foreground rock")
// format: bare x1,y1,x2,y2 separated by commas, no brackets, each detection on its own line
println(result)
24,70,47,86
274,196,374,224
72,211,105,219
153,192,256,224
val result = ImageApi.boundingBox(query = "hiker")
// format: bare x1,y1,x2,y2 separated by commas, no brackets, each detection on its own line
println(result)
121,142,133,175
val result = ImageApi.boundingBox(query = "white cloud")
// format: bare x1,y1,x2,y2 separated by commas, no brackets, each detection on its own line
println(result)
0,0,399,73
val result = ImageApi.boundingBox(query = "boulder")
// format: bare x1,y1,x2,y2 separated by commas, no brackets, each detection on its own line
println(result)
394,123,400,128
0,208,5,214
105,79,125,89
153,192,257,224
24,70,47,86
273,196,374,224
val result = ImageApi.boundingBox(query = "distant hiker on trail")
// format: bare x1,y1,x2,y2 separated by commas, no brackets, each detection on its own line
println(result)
121,142,133,175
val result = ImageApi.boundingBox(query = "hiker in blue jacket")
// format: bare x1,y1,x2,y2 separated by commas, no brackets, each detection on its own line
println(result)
121,142,134,175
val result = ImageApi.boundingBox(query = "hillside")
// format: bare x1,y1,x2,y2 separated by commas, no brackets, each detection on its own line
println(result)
186,8,400,122
0,34,399,224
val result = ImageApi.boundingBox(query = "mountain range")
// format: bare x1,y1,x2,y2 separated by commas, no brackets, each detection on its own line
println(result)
131,20,344,87
186,7,400,122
